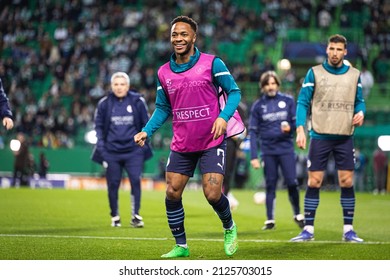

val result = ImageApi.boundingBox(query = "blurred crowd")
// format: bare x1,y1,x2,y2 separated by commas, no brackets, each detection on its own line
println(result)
0,0,389,148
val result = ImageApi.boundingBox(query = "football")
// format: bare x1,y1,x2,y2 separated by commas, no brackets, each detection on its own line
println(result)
253,191,266,204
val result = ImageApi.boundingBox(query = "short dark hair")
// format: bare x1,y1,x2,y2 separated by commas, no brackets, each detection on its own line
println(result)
328,34,347,47
171,15,198,34
259,71,281,88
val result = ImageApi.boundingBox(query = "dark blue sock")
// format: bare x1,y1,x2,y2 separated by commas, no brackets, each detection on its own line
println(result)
209,194,233,229
304,186,320,226
340,187,355,225
165,198,186,245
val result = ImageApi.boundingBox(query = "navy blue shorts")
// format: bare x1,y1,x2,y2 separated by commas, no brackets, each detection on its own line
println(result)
307,138,355,171
166,140,227,177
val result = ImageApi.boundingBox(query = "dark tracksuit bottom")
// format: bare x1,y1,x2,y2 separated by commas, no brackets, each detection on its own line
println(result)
262,152,300,220
105,148,144,218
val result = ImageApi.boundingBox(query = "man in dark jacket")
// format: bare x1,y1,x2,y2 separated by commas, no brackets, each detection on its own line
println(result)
0,78,13,130
93,72,152,228
1,77,17,184
249,71,304,231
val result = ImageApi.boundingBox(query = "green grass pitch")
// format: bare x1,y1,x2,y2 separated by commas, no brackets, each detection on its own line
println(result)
0,187,389,260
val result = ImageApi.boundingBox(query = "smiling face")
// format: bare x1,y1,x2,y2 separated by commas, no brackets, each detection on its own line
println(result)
170,21,196,63
326,42,347,67
111,76,129,98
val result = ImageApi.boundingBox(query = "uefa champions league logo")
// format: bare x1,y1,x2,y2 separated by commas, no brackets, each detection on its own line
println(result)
195,65,205,74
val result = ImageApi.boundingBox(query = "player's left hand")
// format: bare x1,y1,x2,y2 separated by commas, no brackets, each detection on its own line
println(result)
211,117,227,140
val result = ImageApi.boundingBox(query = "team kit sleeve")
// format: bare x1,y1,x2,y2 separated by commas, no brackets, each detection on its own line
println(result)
212,57,241,122
141,80,172,138
354,76,366,115
296,68,315,128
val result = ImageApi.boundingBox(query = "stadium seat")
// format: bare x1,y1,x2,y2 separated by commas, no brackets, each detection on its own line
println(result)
286,29,308,42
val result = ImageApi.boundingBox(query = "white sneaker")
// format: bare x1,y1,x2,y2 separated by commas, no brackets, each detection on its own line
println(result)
111,215,121,227
294,214,305,229
227,192,239,210
131,214,144,228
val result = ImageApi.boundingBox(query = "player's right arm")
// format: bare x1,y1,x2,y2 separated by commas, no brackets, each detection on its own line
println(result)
134,80,171,146
296,69,314,150
296,125,306,150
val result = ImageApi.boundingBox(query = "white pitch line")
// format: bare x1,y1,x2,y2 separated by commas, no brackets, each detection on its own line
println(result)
0,234,388,244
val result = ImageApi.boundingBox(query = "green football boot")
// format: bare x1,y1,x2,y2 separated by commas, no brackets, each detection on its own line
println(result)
161,245,190,258
224,223,238,256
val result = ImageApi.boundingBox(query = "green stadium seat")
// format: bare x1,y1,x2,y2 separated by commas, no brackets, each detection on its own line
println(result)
286,29,308,42
339,28,364,46
374,111,388,125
